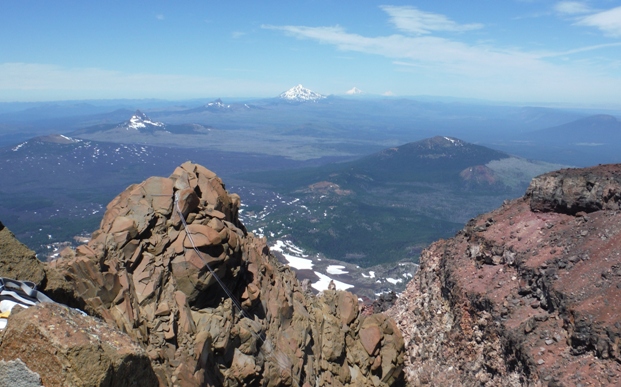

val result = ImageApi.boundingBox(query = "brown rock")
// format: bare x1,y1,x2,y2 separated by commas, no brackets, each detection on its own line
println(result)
132,253,163,305
337,291,359,325
359,315,384,356
155,302,171,316
174,291,195,334
0,303,157,387
228,349,257,382
143,176,174,215
174,187,199,219
183,224,222,247
0,221,46,285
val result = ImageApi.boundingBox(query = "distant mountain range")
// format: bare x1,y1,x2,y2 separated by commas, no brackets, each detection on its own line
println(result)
528,114,621,145
0,132,563,267
489,114,621,166
0,93,618,165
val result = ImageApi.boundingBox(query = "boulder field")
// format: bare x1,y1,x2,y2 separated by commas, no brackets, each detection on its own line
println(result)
388,164,621,386
0,162,404,387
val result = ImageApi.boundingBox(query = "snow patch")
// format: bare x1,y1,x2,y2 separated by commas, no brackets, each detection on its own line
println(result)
326,265,348,275
11,142,26,151
283,255,313,270
312,272,353,291
271,240,313,270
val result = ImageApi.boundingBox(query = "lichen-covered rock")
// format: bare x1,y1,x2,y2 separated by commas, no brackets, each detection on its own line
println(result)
0,303,157,387
388,163,621,386
0,359,42,387
41,162,405,386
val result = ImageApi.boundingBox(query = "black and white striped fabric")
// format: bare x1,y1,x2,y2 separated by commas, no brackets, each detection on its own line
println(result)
0,277,54,330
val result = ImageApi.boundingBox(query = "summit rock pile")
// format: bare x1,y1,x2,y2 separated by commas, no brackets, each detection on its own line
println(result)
388,164,621,386
0,162,404,387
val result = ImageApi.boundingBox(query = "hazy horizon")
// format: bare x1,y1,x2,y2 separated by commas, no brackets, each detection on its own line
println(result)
1,1,621,107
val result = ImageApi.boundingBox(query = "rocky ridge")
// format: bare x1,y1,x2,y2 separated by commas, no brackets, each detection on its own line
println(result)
0,162,404,387
388,164,621,386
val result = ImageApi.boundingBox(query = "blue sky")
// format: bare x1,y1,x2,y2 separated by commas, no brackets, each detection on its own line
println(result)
1,0,620,106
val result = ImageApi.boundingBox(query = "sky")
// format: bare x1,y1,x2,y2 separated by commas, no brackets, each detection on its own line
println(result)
1,0,620,106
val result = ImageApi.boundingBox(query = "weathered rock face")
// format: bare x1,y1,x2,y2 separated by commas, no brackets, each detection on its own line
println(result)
34,162,405,386
388,164,621,386
0,303,157,387
527,164,621,214
0,221,46,285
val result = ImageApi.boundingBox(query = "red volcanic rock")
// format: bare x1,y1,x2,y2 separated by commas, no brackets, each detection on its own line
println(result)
388,164,621,386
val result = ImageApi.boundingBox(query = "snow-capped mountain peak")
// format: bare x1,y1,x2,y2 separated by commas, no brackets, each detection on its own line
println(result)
346,87,363,95
127,110,165,130
205,98,230,109
279,84,326,102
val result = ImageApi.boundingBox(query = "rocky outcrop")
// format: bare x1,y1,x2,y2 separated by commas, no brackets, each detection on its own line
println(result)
388,164,621,386
0,303,157,387
527,164,621,214
22,162,404,386
0,221,46,285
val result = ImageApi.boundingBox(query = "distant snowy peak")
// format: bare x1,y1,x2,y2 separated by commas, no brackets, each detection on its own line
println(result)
345,87,363,95
205,98,230,109
279,84,326,102
132,110,149,121
127,110,165,130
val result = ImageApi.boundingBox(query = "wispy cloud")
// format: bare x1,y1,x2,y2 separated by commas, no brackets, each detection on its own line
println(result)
262,6,621,103
155,14,164,21
263,24,547,77
575,6,621,37
231,31,246,39
538,42,621,57
380,5,483,35
554,1,592,15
